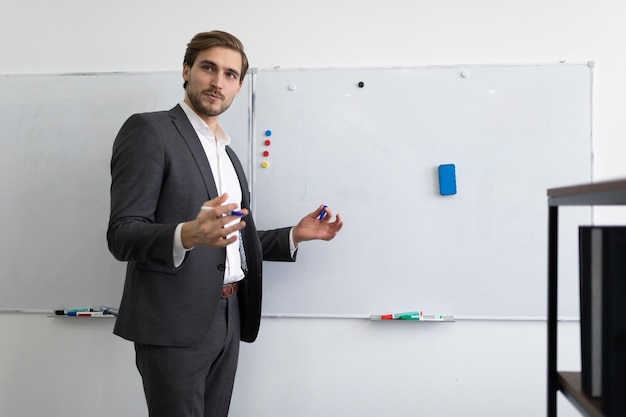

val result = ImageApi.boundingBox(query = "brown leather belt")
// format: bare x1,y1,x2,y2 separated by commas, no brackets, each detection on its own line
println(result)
221,282,239,298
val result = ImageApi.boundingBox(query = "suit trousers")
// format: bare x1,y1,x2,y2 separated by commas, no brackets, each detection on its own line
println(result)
134,295,241,417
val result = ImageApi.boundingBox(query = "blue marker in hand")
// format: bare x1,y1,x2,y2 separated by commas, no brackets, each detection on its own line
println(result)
200,206,245,216
318,205,328,220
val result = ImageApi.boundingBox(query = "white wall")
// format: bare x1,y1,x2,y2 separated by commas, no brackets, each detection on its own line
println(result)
0,314,582,417
3,0,626,416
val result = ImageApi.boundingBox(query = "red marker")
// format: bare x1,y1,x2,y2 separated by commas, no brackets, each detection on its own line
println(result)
380,311,423,320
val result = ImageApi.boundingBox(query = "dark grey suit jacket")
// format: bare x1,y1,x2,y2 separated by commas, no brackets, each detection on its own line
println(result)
107,104,294,346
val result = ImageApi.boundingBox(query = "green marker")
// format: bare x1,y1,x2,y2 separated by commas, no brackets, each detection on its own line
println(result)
397,314,444,321
381,310,423,320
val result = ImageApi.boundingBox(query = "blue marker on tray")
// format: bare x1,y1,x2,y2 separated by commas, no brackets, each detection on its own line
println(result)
53,308,92,315
99,306,119,316
318,205,328,220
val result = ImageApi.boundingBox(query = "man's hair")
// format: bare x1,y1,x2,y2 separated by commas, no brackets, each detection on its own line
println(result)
182,30,249,89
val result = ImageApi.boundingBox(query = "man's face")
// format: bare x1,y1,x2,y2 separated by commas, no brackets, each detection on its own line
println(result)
183,46,243,123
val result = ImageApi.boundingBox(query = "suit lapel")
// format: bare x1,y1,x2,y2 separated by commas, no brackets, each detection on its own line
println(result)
225,145,259,269
226,146,250,210
169,105,219,199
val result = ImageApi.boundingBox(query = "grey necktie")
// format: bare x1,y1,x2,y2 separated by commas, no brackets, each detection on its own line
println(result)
239,230,248,273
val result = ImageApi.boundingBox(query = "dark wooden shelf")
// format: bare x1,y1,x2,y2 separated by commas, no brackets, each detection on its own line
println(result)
557,372,605,417
548,178,626,206
547,178,626,417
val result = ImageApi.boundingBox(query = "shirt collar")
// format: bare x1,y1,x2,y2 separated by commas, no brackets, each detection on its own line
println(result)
179,101,231,146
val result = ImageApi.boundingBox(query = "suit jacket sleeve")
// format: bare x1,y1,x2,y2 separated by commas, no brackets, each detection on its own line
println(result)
107,112,179,269
258,229,297,261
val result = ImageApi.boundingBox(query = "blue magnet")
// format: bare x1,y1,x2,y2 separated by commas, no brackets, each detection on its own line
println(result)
438,164,457,196
265,130,272,137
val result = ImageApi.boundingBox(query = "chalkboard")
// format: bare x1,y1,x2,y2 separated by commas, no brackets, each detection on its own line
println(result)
0,72,250,310
252,64,592,318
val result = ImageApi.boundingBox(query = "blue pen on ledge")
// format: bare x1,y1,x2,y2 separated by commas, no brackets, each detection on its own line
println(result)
318,205,328,220
53,308,92,315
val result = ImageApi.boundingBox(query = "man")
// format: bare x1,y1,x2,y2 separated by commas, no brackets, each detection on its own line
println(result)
107,30,343,417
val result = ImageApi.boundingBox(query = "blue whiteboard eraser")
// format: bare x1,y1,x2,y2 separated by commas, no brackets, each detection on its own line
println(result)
438,164,457,196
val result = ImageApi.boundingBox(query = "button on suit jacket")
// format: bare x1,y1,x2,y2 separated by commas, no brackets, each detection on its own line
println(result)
107,104,295,346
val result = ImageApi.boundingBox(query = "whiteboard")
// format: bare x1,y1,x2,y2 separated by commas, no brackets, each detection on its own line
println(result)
252,64,592,318
0,65,591,318
0,72,250,310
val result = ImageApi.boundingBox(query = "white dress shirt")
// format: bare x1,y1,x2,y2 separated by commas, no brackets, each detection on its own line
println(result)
172,101,298,281
173,101,245,284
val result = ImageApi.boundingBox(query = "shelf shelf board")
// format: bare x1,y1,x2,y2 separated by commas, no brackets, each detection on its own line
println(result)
557,372,605,417
548,178,626,206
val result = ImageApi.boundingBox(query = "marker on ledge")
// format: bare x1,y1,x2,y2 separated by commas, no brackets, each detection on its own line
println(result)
66,311,109,317
370,313,455,321
54,308,92,315
380,310,423,320
318,205,328,220
398,314,444,321
201,206,245,216
99,306,119,316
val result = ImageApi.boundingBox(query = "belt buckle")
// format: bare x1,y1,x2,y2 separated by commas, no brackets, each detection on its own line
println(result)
222,283,236,298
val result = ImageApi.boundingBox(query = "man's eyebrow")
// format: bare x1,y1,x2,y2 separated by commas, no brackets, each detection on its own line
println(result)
197,59,240,78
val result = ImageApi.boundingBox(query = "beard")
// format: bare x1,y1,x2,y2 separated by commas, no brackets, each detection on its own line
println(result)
186,87,233,118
